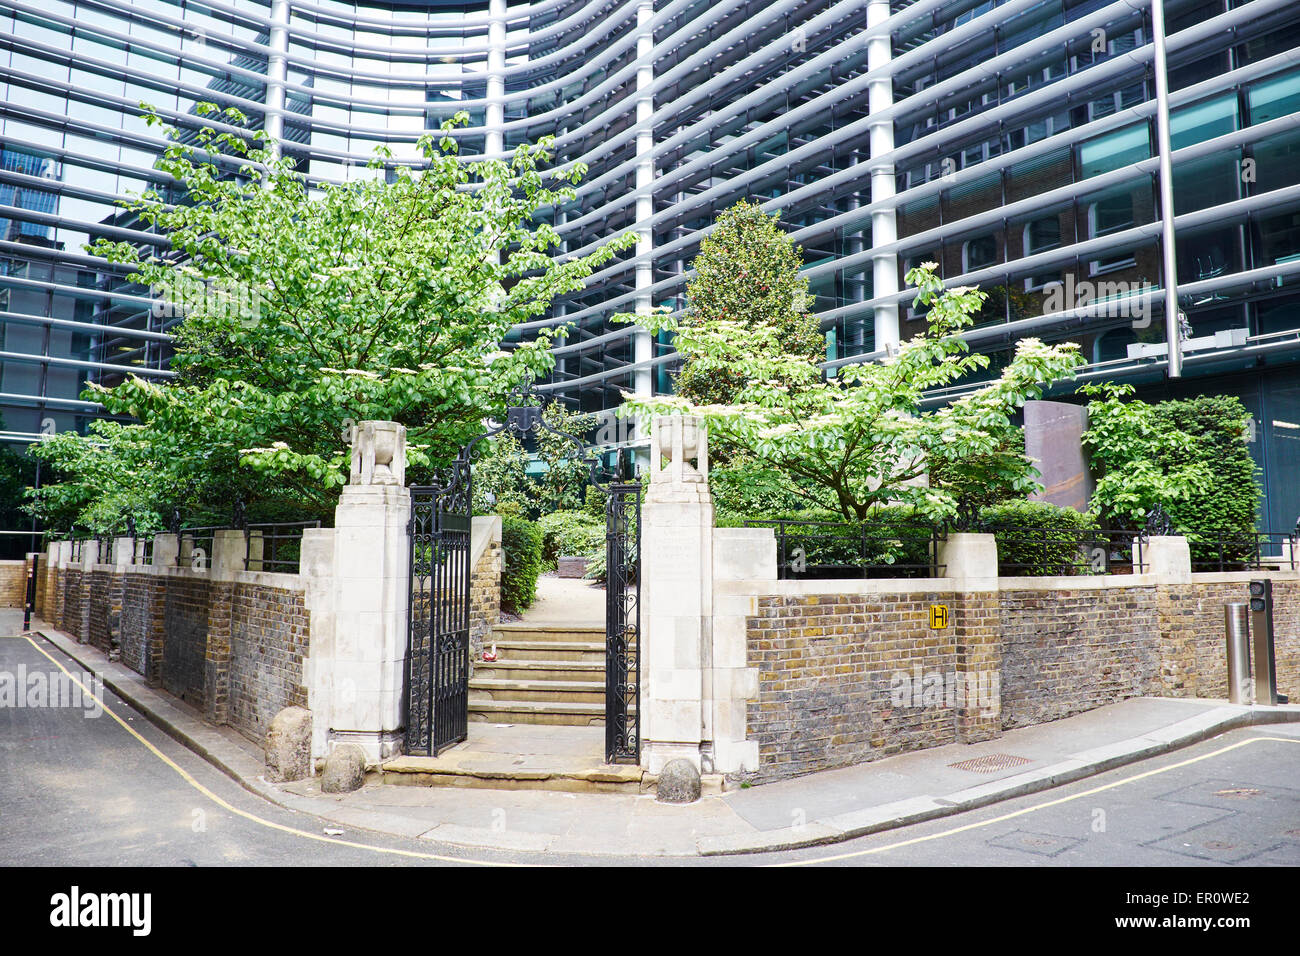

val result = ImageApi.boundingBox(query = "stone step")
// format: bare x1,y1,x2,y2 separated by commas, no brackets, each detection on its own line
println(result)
381,755,648,794
489,639,604,663
468,698,635,727
474,659,605,683
491,623,606,644
469,677,605,705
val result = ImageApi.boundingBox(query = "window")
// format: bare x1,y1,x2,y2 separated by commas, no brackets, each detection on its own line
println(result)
1088,193,1137,275
1023,216,1062,290
1078,123,1149,179
963,235,998,272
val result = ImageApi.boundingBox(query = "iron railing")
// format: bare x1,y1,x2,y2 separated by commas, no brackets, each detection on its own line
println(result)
1189,531,1298,572
175,526,223,570
987,528,1146,576
744,518,945,579
244,520,320,574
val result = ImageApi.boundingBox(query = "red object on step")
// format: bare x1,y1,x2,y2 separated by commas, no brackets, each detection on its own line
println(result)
482,647,498,662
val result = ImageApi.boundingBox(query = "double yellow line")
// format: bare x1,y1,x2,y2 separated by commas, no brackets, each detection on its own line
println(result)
8,634,515,866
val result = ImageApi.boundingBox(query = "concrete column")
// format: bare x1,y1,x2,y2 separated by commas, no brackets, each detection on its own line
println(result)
111,536,134,569
640,415,713,773
866,0,900,355
300,526,338,760
1141,535,1192,580
708,527,773,774
321,421,411,763
211,529,246,581
152,533,178,568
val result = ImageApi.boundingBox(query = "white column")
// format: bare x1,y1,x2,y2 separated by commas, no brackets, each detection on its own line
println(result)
486,0,507,159
263,0,290,156
322,421,411,763
1151,0,1183,377
633,0,655,403
866,0,900,355
640,416,713,773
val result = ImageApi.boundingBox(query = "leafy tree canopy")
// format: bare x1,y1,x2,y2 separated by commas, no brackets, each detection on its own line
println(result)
27,103,633,532
623,263,1084,521
672,200,824,407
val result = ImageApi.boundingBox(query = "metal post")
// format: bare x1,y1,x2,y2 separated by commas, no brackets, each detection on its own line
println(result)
1249,579,1279,705
1224,602,1251,704
22,553,38,633
1151,0,1183,377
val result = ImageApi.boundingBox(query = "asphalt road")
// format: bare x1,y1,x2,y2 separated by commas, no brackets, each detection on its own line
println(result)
2,633,1298,868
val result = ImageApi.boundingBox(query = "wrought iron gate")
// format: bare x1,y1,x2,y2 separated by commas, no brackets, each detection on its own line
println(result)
405,460,472,757
604,482,641,764
404,382,643,764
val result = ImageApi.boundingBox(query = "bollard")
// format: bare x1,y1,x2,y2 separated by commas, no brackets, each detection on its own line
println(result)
1224,602,1251,705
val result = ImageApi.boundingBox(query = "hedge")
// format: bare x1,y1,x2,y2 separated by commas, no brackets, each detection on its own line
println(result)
979,500,1102,575
500,515,543,614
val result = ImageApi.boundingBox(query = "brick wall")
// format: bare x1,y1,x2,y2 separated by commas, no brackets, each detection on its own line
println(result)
999,586,1160,729
48,558,315,745
162,576,211,707
469,537,502,660
120,572,165,682
740,572,1300,780
1175,578,1300,701
87,569,125,660
745,590,961,782
228,583,310,743
61,568,83,641
0,560,25,607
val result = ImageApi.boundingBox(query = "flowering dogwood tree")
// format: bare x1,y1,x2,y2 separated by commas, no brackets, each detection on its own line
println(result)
28,104,633,530
622,264,1084,521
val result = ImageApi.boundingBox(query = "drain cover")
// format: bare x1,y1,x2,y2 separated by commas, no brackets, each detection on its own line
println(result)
949,753,1033,773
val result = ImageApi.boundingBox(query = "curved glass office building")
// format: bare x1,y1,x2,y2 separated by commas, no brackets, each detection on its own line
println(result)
3,0,1300,532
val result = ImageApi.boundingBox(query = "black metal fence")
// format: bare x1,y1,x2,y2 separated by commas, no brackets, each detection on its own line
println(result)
244,521,320,573
1188,531,1298,572
744,518,944,580
987,528,1146,576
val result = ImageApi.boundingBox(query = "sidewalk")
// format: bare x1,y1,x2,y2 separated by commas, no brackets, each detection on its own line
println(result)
29,618,1300,858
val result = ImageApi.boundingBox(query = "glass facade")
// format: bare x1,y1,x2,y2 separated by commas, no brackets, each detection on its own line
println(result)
2,0,1299,529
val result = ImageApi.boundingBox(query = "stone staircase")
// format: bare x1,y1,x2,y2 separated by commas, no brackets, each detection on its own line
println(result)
469,622,613,726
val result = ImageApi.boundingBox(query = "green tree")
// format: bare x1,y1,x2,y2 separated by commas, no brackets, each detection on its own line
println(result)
28,103,633,529
673,201,825,406
623,264,1084,521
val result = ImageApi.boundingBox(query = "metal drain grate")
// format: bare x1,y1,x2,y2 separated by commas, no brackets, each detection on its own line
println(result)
948,753,1033,773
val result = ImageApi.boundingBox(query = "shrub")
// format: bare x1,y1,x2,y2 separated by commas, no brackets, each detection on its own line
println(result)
583,485,606,521
723,505,938,577
500,515,543,614
537,510,604,567
709,462,832,521
979,500,1102,575
1082,384,1260,549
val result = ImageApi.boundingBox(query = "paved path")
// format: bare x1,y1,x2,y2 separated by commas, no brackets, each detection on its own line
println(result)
515,573,606,625
3,632,1299,866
